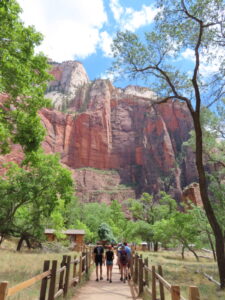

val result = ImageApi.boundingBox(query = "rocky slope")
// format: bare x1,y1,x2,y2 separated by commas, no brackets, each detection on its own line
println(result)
39,61,198,203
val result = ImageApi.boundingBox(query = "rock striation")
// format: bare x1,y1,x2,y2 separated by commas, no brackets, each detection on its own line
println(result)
39,61,198,203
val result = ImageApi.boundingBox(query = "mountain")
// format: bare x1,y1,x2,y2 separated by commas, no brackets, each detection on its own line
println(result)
0,60,199,204
40,60,198,203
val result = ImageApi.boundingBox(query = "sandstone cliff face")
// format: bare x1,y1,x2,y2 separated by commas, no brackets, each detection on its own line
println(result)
46,61,89,110
40,61,198,203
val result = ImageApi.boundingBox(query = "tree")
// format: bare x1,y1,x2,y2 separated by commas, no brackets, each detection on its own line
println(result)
153,212,201,261
0,0,52,155
98,223,115,243
187,204,216,260
108,200,127,241
128,192,177,250
129,221,153,244
0,151,75,249
112,0,225,287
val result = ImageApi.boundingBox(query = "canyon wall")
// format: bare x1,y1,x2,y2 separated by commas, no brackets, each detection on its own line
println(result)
40,61,198,203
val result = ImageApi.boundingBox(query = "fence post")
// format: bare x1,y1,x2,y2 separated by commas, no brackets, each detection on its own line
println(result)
138,258,144,295
58,256,67,291
48,260,57,300
158,265,165,300
73,256,77,285
144,258,149,286
64,256,71,297
82,252,85,272
171,285,180,300
152,266,157,300
189,286,200,300
130,255,134,279
134,254,138,283
0,282,8,300
39,260,50,300
89,249,92,268
85,251,89,274
79,255,82,283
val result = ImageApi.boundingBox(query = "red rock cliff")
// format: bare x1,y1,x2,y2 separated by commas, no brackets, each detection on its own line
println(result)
0,61,198,203
39,61,198,202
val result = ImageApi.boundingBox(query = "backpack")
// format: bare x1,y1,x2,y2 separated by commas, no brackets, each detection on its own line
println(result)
96,246,103,257
120,250,127,264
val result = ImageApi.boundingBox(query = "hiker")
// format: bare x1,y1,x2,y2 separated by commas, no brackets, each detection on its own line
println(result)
118,244,128,283
93,241,104,281
116,242,122,269
124,242,132,280
105,245,114,283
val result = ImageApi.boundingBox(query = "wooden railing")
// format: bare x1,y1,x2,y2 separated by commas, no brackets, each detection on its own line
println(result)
131,253,200,300
0,248,93,300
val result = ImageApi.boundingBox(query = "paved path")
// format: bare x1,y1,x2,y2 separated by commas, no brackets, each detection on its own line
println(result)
72,265,140,300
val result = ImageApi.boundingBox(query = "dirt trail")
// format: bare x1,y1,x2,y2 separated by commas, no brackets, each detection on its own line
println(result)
72,265,140,300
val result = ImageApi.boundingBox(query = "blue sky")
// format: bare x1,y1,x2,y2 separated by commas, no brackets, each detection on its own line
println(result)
17,0,158,87
17,0,223,89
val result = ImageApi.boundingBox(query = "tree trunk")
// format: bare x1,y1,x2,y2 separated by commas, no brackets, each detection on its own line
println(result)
24,236,31,249
193,112,225,288
207,231,217,262
17,236,24,251
186,245,199,261
17,235,31,251
153,241,158,252
181,245,185,259
0,235,4,246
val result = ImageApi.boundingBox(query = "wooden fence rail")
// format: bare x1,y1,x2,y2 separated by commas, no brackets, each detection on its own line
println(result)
132,253,200,300
0,248,93,300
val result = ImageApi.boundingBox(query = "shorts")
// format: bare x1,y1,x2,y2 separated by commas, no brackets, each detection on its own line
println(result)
95,258,103,266
106,260,113,266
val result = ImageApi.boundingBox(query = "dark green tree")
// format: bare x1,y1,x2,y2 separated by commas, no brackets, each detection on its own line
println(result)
112,0,225,287
0,152,75,249
98,223,115,243
0,0,52,155
128,192,177,250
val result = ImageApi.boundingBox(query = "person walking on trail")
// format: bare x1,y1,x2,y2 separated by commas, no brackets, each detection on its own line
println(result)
93,242,104,281
124,242,132,280
105,245,114,283
118,245,128,283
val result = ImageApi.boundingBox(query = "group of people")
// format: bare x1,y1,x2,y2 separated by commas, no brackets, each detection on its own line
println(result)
93,242,132,283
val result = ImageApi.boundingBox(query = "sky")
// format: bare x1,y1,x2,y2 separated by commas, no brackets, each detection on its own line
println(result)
17,0,159,87
17,0,223,89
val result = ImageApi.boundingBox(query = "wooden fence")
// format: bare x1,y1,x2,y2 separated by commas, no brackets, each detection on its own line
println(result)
0,248,93,300
131,253,200,300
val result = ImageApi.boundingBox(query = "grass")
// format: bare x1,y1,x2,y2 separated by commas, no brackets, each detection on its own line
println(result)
141,250,225,300
76,167,119,175
0,239,77,300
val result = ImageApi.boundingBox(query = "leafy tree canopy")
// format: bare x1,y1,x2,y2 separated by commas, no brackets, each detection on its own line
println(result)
0,151,75,241
0,0,52,155
98,223,115,243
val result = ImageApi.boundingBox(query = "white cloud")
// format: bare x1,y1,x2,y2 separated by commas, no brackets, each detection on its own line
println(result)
181,48,195,61
100,69,121,83
18,0,107,62
181,46,225,77
109,0,124,22
99,31,113,57
123,5,158,32
109,0,158,32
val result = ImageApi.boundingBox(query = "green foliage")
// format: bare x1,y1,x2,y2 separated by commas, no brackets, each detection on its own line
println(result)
128,221,153,243
153,212,201,248
0,0,52,155
112,0,224,105
127,192,178,244
98,223,115,243
0,151,75,240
